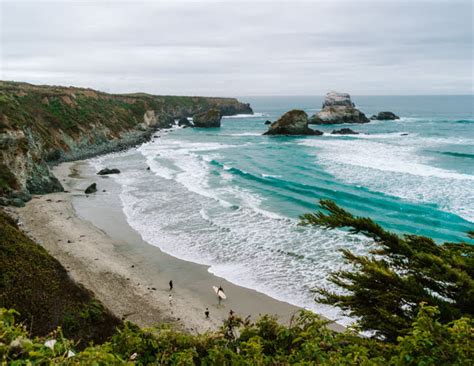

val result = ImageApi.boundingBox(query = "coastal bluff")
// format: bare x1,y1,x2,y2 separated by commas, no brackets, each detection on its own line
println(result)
310,91,369,124
0,81,252,204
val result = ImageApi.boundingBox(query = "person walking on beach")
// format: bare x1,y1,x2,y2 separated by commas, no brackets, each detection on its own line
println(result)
169,280,173,291
217,285,225,305
205,308,209,319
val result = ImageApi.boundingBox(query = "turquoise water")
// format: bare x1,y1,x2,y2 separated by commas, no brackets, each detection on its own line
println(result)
92,95,473,322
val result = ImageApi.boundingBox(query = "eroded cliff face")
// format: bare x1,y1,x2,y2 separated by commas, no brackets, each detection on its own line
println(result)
0,81,252,201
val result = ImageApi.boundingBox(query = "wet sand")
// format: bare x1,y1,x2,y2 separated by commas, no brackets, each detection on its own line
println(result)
11,161,345,333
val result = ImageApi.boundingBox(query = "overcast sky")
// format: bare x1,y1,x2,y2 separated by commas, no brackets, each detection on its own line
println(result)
1,0,472,96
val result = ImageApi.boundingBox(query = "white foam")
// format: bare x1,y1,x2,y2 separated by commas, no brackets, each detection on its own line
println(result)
222,113,266,119
114,166,373,325
300,138,474,222
226,132,262,137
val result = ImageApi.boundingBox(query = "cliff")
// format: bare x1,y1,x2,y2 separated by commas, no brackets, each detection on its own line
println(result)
0,209,121,345
0,81,252,200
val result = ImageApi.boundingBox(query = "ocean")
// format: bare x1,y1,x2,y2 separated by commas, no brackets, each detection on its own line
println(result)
91,95,474,322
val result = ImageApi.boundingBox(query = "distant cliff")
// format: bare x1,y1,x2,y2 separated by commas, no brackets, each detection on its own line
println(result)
0,81,252,200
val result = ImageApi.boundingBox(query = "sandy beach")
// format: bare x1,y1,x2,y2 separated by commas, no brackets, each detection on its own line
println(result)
9,160,345,334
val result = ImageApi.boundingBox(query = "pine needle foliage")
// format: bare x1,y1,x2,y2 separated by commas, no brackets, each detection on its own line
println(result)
300,200,474,341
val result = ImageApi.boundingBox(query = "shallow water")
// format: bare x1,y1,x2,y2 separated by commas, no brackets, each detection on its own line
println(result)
91,95,473,323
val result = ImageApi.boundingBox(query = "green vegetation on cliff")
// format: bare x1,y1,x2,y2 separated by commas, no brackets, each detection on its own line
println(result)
0,210,120,346
1,303,472,364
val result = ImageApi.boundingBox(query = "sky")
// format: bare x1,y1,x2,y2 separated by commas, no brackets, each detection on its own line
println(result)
0,0,472,96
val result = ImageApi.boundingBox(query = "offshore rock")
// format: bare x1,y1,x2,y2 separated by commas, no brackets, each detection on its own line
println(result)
331,128,359,135
193,109,222,128
84,183,97,194
263,110,323,136
370,111,400,120
264,120,272,125
310,91,369,124
323,91,354,108
97,168,121,175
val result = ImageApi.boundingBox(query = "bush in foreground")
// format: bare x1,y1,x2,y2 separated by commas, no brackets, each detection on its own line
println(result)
1,305,472,365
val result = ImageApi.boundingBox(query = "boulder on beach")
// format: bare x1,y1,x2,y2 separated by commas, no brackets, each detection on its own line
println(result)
263,110,323,136
97,168,121,175
331,128,359,135
84,183,97,194
370,111,400,120
177,117,193,127
310,91,369,124
193,109,221,128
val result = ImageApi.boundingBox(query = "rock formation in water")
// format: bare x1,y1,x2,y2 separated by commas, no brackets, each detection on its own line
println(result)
193,109,222,128
370,111,400,120
310,91,369,124
97,168,121,175
263,110,323,136
331,128,359,135
0,81,253,205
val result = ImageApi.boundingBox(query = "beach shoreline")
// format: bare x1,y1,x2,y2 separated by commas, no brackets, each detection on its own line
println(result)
10,160,345,334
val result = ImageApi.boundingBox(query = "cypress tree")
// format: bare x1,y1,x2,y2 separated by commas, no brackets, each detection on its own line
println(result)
300,199,474,341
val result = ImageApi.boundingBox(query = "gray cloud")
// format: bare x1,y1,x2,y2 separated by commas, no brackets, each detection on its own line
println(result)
1,0,472,95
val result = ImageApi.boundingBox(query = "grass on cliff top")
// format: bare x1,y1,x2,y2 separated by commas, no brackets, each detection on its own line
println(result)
0,209,121,347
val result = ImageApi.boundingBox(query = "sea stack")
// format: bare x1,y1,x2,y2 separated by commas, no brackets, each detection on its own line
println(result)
263,110,323,136
370,111,400,120
193,109,222,127
310,91,369,124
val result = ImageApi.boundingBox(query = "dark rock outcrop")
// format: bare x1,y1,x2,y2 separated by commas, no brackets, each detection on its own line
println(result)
263,110,323,136
370,111,400,120
331,128,359,135
193,109,222,128
178,117,193,127
310,91,369,124
97,168,121,175
0,190,32,207
218,103,253,116
26,162,64,194
84,183,97,194
264,120,272,125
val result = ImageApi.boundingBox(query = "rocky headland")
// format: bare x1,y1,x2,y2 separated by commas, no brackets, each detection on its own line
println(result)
0,81,252,205
263,110,323,136
310,91,369,124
